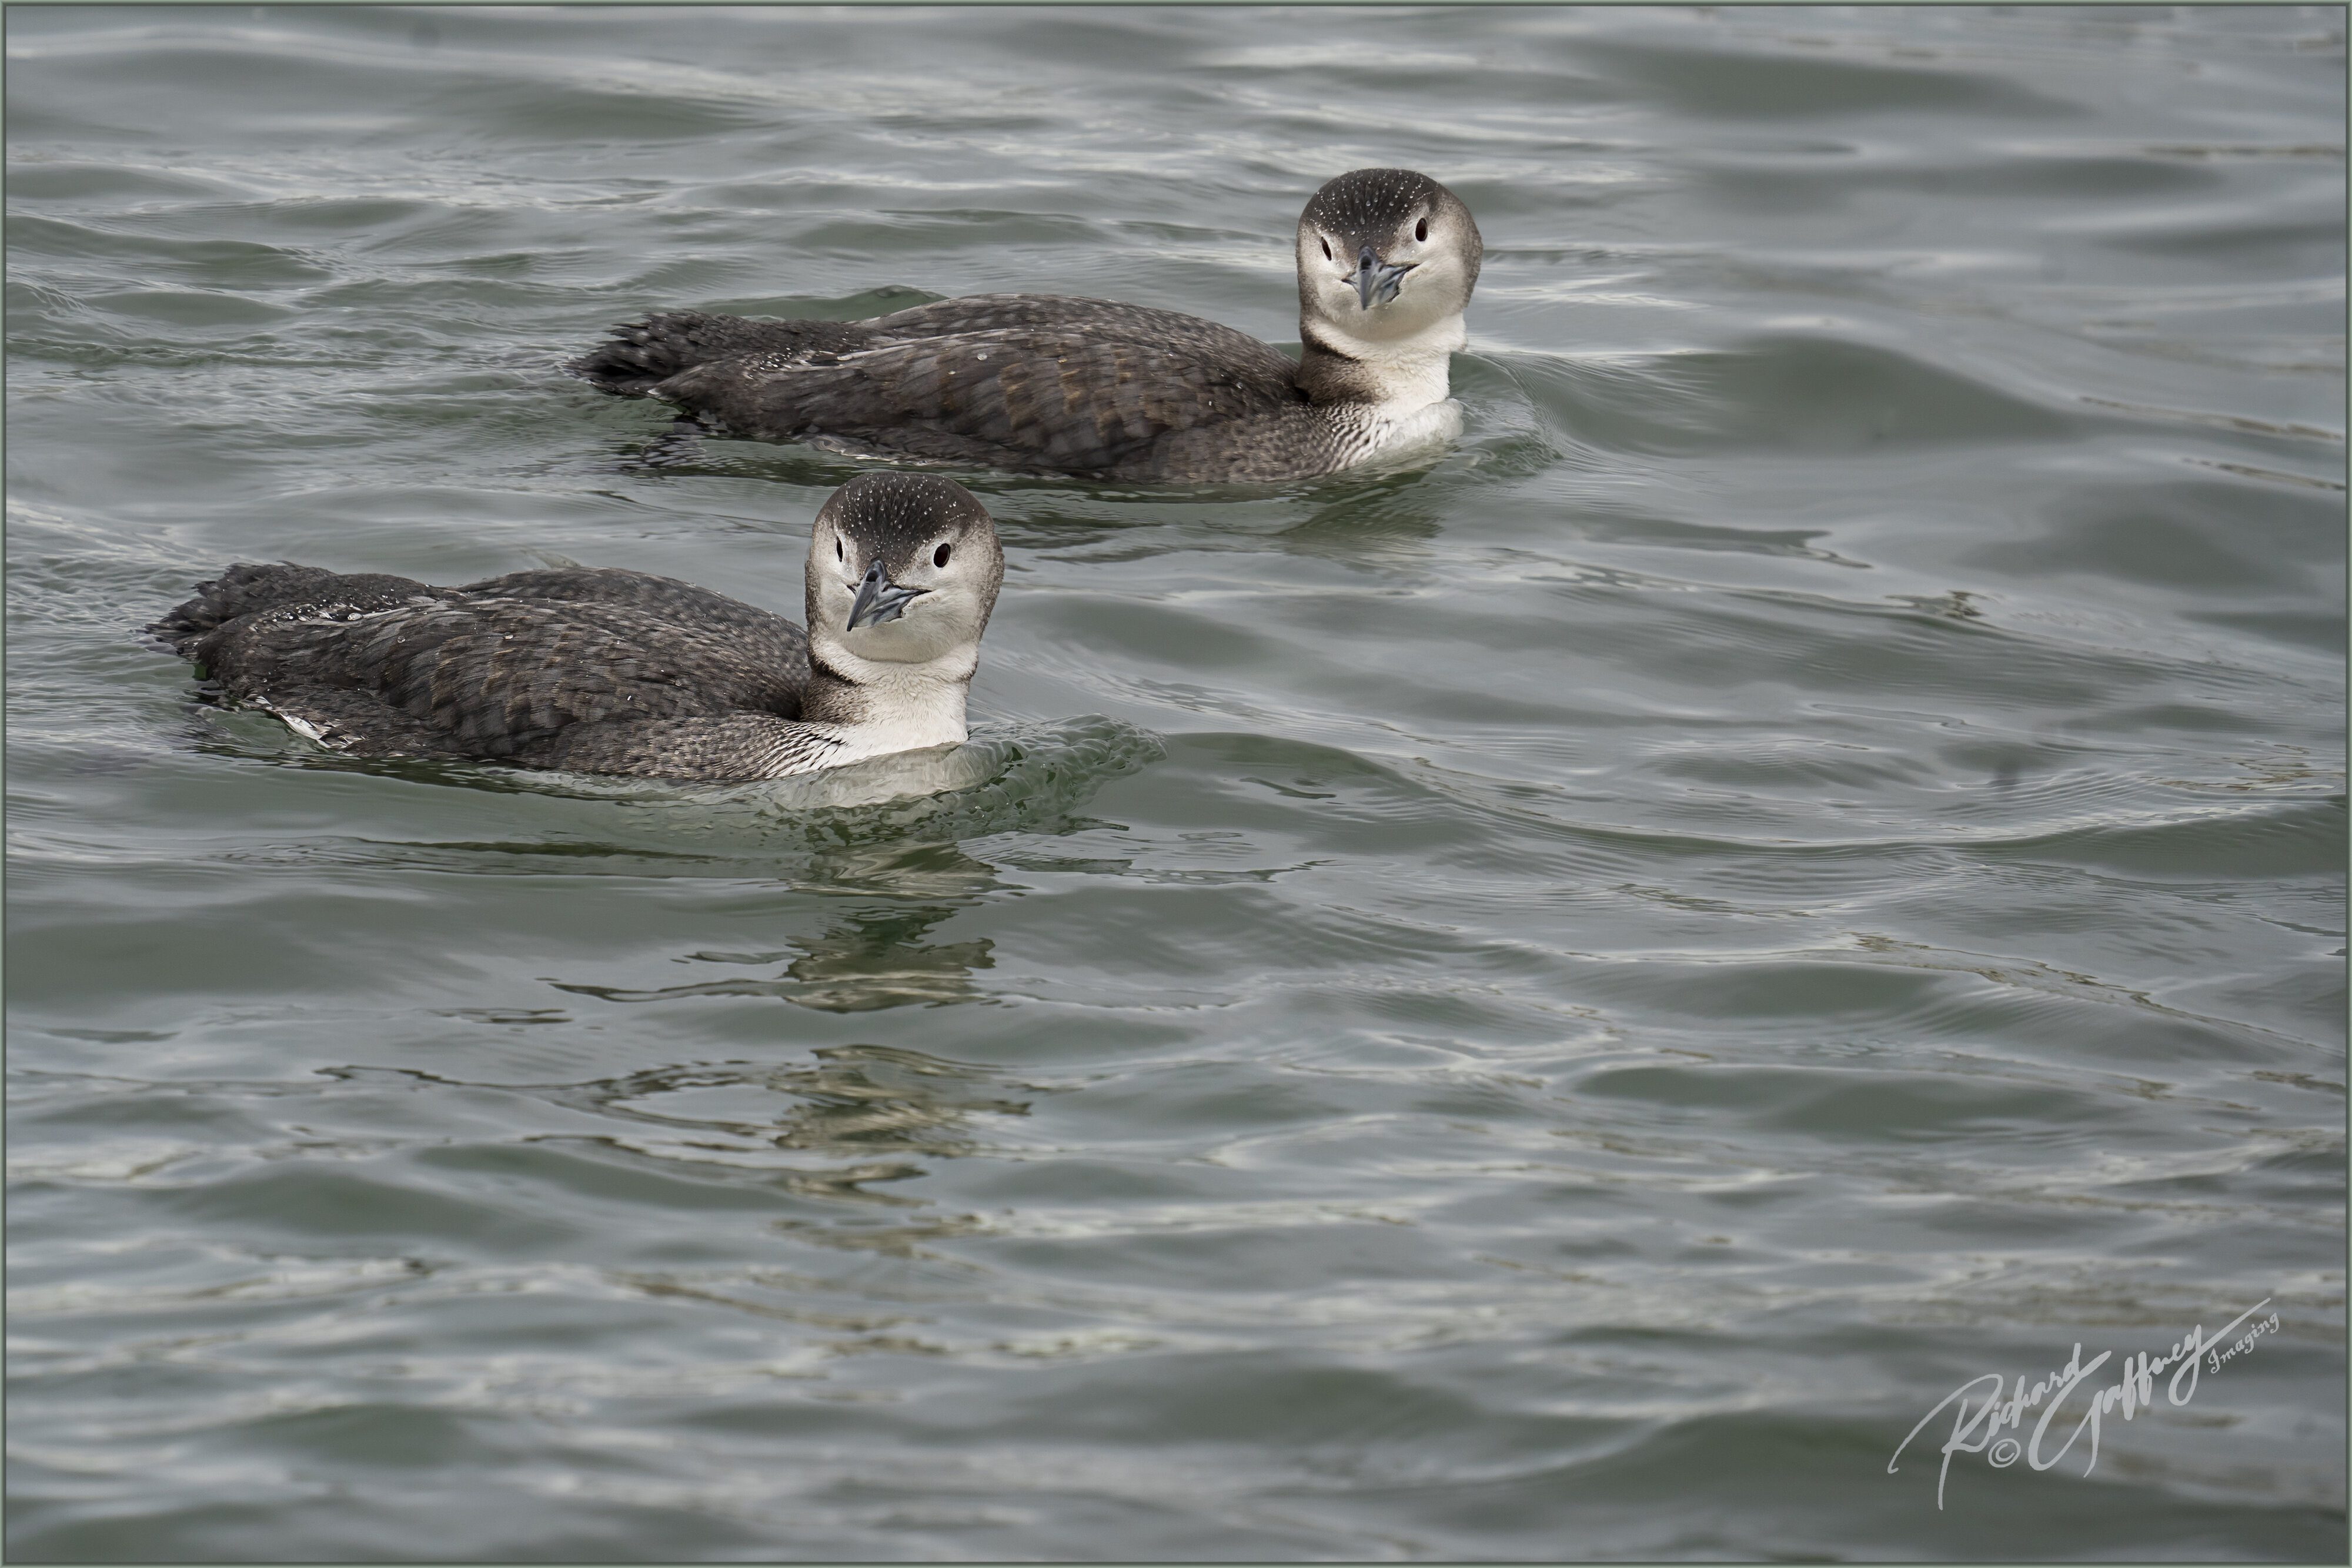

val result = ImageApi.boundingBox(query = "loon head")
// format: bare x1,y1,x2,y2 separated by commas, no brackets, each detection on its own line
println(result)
806,472,1003,674
1294,168,1482,346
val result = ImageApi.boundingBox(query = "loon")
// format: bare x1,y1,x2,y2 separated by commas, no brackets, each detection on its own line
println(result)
149,472,1004,784
575,168,1482,484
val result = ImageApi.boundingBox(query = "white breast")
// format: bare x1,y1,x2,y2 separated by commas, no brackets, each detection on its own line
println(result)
1364,397,1464,454
820,657,974,767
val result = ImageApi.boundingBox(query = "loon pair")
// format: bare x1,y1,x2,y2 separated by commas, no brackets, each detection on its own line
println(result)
156,170,1482,783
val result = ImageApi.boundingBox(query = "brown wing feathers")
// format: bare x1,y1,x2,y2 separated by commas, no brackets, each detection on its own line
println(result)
579,296,1307,477
151,565,813,772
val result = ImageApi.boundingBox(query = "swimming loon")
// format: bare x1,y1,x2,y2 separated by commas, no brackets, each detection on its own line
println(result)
575,168,1482,484
150,473,1004,783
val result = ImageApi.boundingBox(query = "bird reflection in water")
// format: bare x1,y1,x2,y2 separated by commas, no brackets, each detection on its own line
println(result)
1279,467,1445,563
559,1044,1036,1245
581,1042,1030,1165
761,898,995,1014
552,841,1002,1014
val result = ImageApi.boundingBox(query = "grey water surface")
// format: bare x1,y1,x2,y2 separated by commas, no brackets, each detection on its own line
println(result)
6,5,2346,1560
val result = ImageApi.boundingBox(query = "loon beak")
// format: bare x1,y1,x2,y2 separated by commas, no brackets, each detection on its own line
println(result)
1347,245,1415,310
846,559,924,630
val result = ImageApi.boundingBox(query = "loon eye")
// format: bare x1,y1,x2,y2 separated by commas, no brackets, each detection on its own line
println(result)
835,534,844,561
1415,217,1428,243
934,541,952,569
1319,236,1331,261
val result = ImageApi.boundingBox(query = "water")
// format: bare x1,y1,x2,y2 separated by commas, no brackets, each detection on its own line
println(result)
6,5,2344,1559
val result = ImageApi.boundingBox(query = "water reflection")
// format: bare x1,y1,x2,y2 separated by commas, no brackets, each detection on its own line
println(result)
765,906,995,1012
605,1047,1015,1222
572,1043,1034,1166
1275,471,1445,560
602,414,725,474
557,841,1005,1012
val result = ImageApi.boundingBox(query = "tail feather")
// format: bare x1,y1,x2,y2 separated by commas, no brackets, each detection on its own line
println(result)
571,310,873,395
572,315,699,394
149,563,429,660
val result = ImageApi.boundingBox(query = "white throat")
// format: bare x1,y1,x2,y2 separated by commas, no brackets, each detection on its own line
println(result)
811,640,975,764
1309,310,1465,412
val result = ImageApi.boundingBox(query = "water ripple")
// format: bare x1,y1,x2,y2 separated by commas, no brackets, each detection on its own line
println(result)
7,5,2341,1561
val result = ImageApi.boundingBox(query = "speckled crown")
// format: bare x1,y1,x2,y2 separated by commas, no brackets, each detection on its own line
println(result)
1301,169,1459,239
818,472,997,570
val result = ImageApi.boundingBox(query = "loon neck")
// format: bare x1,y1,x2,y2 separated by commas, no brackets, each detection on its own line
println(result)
803,646,974,753
1295,312,1464,409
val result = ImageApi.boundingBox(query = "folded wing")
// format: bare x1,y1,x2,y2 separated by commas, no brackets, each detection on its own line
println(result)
585,296,1307,476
